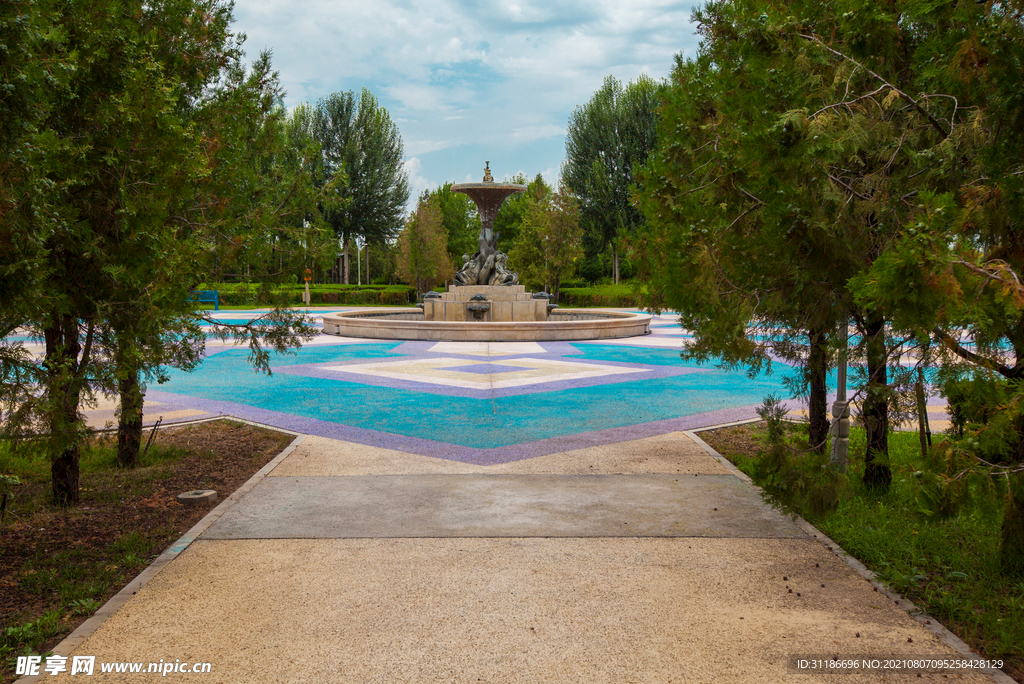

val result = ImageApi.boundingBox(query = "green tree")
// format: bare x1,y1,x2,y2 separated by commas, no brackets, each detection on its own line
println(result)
309,89,409,283
563,75,660,284
0,0,64,431
846,0,1024,569
0,0,330,501
637,0,973,484
396,197,454,294
490,172,525,247
509,186,582,301
107,51,334,469
426,182,480,266
493,173,548,252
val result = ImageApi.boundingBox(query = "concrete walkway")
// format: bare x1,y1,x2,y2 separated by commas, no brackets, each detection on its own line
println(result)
32,429,1008,683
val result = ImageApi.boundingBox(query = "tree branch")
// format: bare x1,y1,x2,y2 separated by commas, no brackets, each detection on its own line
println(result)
932,327,1020,378
799,33,952,140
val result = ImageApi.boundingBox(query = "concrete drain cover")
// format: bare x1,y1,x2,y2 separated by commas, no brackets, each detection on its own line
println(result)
177,490,217,506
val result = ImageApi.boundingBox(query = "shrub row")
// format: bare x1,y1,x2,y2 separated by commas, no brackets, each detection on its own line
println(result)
205,284,415,307
558,285,643,308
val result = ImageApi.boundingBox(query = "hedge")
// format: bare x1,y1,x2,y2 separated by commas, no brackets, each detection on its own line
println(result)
201,284,416,307
558,284,643,308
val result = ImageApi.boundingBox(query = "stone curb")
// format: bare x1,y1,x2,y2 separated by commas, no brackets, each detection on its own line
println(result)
15,430,306,683
685,426,1016,684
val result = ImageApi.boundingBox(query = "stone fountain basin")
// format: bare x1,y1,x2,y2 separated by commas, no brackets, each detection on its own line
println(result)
321,308,651,342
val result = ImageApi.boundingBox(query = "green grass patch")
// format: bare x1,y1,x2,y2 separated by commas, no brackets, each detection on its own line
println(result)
704,423,1024,679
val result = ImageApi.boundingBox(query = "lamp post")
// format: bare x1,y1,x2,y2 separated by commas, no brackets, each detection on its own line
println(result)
831,320,850,472
356,235,364,286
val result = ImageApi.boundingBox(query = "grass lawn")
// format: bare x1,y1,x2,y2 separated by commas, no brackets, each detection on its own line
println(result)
0,421,293,683
700,421,1024,682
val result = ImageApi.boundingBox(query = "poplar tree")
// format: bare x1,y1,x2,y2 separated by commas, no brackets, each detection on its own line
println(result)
309,89,409,283
563,75,660,284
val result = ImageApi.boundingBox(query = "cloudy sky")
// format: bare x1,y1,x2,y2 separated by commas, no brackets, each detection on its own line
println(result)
231,0,701,206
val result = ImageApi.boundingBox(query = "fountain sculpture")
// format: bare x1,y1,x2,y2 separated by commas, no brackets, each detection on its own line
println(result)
321,163,651,341
452,162,521,287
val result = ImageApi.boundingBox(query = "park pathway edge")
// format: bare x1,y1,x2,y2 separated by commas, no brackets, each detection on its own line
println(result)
15,425,305,684
686,424,1017,684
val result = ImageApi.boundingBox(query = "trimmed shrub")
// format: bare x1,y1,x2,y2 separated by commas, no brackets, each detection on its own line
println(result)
198,284,415,307
559,284,642,308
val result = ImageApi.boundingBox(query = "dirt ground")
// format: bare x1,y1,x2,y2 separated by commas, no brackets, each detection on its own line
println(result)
0,421,293,682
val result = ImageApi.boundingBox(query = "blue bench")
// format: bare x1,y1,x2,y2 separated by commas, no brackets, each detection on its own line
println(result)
190,290,219,311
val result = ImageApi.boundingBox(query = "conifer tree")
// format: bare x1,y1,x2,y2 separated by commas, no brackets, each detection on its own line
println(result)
638,0,971,483
1,0,333,501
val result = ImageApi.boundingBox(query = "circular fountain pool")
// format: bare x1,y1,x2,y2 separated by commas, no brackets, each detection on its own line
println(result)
321,306,651,342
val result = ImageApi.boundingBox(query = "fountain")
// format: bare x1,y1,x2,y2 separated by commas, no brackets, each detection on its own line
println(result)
321,163,651,342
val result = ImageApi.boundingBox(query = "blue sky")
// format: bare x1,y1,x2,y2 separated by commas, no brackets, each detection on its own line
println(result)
230,0,701,207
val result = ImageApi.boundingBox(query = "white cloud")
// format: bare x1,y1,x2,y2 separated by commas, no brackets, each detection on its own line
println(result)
232,0,700,194
405,139,458,156
402,157,431,212
509,124,565,143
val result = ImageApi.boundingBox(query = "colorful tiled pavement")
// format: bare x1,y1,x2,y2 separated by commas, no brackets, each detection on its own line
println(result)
76,309,948,452
8,308,951,447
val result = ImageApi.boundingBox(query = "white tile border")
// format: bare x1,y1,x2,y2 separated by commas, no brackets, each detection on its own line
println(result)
686,422,1016,684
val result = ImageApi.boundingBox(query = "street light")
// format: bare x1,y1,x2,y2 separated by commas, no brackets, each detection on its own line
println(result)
831,320,850,472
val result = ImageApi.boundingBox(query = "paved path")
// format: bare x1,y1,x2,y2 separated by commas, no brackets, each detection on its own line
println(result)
14,317,985,682
35,430,1003,683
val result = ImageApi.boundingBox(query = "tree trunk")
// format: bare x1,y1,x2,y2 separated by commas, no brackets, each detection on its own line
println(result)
342,239,350,285
51,443,80,506
113,331,145,468
807,325,829,454
862,311,892,490
117,368,144,468
366,246,371,285
44,314,86,506
612,245,619,285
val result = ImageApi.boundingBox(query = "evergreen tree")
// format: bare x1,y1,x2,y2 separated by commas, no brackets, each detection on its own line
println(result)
846,0,1024,569
637,0,971,482
0,0,331,501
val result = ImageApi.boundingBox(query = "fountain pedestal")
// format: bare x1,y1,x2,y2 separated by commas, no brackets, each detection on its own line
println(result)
422,285,547,323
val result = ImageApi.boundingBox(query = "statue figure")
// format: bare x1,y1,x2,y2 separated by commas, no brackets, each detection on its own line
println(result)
451,163,523,287
454,253,481,286
489,252,518,285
